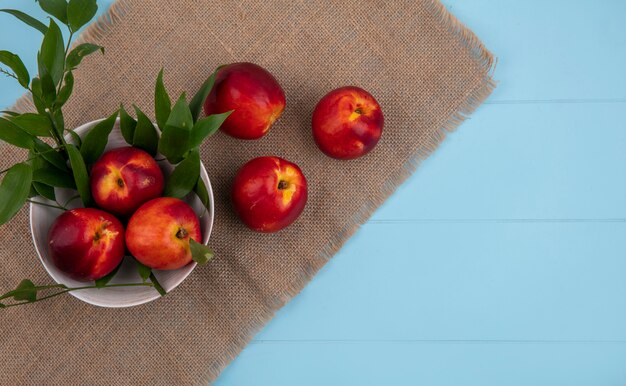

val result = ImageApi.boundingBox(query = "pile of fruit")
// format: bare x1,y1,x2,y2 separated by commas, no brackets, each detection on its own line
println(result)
47,62,385,283
0,0,384,307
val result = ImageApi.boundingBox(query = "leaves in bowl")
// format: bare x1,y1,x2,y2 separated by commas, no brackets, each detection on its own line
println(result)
189,239,215,265
0,50,30,88
0,9,48,34
135,260,152,283
164,148,200,198
67,0,98,32
119,104,137,144
38,0,69,24
158,93,194,164
66,43,104,70
189,110,232,148
38,19,65,84
8,113,53,137
132,106,159,156
189,66,223,122
0,163,32,225
0,117,34,149
154,68,171,130
65,144,92,207
95,263,121,288
80,110,118,164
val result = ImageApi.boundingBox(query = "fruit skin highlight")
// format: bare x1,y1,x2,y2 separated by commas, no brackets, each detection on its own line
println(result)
312,86,384,160
47,208,125,281
232,156,307,232
125,197,202,270
203,62,286,140
90,147,164,217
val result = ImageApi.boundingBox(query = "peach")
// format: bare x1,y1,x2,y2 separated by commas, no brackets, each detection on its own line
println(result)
48,208,125,281
203,62,286,139
312,86,384,159
125,197,201,270
90,147,164,217
232,156,307,232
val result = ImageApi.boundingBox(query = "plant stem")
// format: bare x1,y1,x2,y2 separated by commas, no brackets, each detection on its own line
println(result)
26,85,47,108
0,147,65,175
46,109,65,147
2,290,73,307
27,199,67,211
56,31,74,97
1,282,155,308
0,68,19,82
0,284,66,300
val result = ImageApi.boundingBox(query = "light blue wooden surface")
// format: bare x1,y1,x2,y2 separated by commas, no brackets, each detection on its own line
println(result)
2,1,625,385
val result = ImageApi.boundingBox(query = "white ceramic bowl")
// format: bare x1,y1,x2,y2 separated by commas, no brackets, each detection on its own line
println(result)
29,118,214,308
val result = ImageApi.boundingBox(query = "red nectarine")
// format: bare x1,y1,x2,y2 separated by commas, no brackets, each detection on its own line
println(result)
312,86,384,159
90,147,164,217
125,197,201,270
232,156,307,232
203,62,286,140
48,208,125,281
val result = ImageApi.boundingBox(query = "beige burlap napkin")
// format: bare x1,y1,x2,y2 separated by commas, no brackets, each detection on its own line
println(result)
0,0,495,384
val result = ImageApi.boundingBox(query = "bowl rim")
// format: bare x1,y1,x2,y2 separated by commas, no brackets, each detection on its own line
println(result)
29,117,215,308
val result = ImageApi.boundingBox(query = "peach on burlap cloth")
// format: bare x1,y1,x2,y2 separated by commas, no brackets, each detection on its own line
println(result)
0,0,495,384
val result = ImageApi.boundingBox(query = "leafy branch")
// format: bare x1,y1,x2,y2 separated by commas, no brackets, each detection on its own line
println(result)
0,1,219,308
0,0,106,223
120,67,232,216
0,279,155,308
0,257,171,308
115,67,226,264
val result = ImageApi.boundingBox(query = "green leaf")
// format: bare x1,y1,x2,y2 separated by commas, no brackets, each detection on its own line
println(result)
38,0,68,24
189,239,214,265
0,163,33,225
67,129,81,147
52,108,65,138
56,71,73,107
1,110,19,117
40,72,57,106
65,144,92,207
29,147,46,170
0,117,34,148
66,43,103,70
119,104,136,144
67,0,97,32
0,50,30,88
13,279,36,302
135,259,151,283
158,93,193,164
132,106,158,156
95,263,120,288
154,68,171,130
33,181,56,201
28,184,39,198
189,67,221,123
80,110,118,164
30,77,47,114
149,272,166,296
38,19,65,84
33,167,76,189
0,9,48,34
8,113,53,137
164,148,200,198
190,111,232,148
194,177,211,213
33,139,67,171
